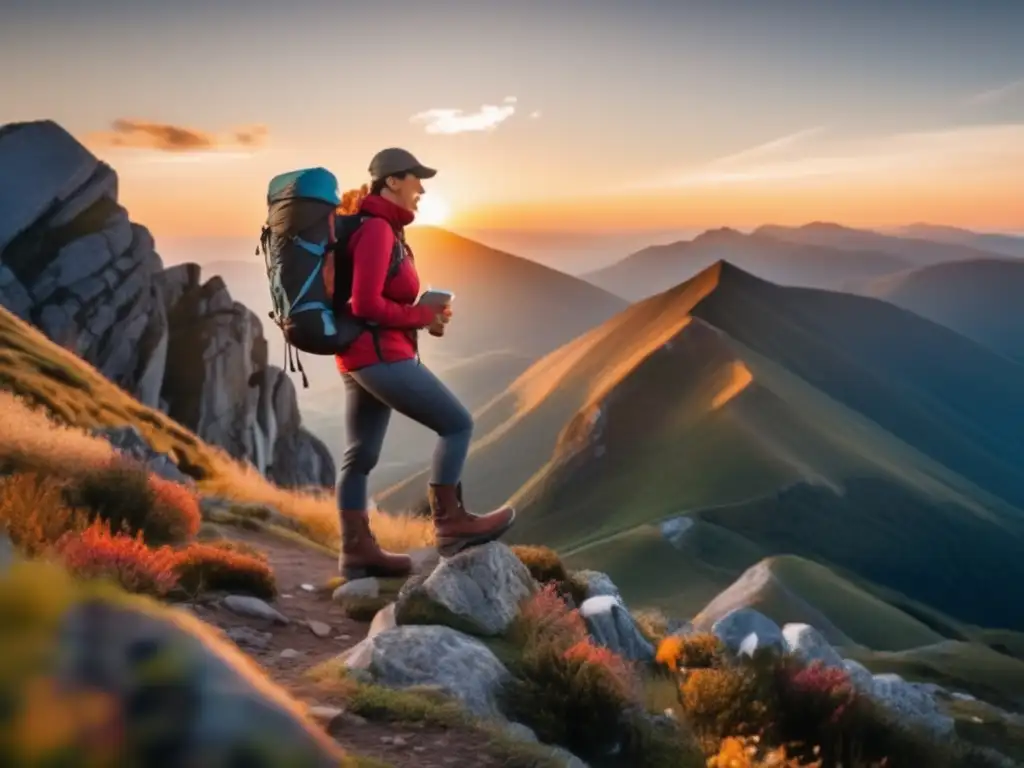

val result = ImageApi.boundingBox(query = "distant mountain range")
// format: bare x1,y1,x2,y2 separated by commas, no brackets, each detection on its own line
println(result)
888,223,1024,259
378,260,1024,639
582,221,1024,301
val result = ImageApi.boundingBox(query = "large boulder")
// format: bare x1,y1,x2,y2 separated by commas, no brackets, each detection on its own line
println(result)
0,121,334,489
338,625,511,720
0,557,345,765
395,542,536,636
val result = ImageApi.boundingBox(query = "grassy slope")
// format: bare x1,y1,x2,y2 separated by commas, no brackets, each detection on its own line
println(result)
863,257,1024,362
0,304,432,554
378,261,1024,637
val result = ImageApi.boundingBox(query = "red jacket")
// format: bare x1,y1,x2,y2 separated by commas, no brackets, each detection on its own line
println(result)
335,194,437,372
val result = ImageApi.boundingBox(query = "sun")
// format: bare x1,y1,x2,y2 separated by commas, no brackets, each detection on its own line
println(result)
414,194,451,226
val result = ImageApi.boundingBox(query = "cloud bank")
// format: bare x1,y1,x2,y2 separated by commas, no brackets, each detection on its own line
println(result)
410,96,520,134
87,119,269,153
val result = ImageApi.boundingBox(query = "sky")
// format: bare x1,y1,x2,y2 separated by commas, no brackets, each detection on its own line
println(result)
3,0,1024,241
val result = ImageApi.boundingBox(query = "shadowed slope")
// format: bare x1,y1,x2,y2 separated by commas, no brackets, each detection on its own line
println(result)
864,258,1024,362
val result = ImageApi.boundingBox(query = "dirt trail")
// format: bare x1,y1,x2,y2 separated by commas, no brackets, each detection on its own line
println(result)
196,528,514,767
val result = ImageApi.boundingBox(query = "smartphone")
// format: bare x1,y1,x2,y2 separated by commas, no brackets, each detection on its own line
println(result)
418,289,455,306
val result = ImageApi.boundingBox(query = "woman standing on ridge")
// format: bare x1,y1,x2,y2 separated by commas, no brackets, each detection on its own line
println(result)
334,147,515,579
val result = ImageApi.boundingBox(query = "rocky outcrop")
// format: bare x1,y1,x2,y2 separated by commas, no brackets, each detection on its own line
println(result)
710,607,957,738
0,120,333,488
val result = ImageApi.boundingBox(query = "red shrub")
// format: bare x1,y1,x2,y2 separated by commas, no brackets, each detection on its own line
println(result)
172,542,276,599
66,457,200,545
511,582,587,651
55,519,180,597
147,474,201,543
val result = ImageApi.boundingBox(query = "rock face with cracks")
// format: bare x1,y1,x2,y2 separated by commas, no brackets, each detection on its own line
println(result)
0,119,333,488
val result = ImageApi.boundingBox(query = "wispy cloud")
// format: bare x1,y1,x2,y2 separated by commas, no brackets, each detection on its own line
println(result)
966,78,1024,106
709,126,826,167
87,119,269,154
411,97,518,135
628,123,1024,191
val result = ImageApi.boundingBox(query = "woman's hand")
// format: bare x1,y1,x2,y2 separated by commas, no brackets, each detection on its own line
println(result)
428,303,452,336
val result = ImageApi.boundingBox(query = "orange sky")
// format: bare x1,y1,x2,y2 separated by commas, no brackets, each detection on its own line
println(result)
15,1,1020,239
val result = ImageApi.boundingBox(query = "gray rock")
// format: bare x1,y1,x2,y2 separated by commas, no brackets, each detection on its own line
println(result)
225,626,273,651
0,120,100,252
92,424,194,485
579,595,655,662
339,625,511,720
781,623,844,669
307,620,332,638
368,603,397,639
842,658,874,691
711,608,784,656
222,595,289,625
333,577,380,601
395,542,535,636
41,588,346,764
869,673,955,738
574,569,621,600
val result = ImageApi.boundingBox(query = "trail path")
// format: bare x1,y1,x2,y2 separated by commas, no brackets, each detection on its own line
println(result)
196,528,514,767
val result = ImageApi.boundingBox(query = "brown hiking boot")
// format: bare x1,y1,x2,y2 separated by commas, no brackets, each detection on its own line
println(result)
339,509,413,579
428,483,516,557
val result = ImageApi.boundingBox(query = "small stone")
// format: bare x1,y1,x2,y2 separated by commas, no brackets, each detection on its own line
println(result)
225,626,273,651
391,736,407,747
281,594,294,599
223,595,289,625
341,712,368,726
308,620,332,638
413,746,426,753
307,705,343,722
338,633,352,641
300,583,316,592
333,577,380,601
279,648,301,659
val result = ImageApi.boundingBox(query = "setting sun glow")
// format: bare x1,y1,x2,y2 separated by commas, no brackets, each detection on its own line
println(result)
414,194,451,227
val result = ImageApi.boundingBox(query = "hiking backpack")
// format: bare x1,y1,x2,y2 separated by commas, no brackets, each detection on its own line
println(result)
257,167,405,387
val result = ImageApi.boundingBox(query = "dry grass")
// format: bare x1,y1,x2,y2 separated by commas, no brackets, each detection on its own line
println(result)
0,473,90,556
172,542,277,599
0,302,434,557
200,461,434,554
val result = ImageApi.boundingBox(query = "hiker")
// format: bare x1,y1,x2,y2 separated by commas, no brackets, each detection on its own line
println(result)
335,148,516,579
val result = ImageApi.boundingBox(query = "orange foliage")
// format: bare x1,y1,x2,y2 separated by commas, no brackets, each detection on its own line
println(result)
67,457,201,546
0,473,89,557
511,582,588,650
147,472,202,542
657,632,727,671
339,185,369,215
55,519,181,598
173,541,277,599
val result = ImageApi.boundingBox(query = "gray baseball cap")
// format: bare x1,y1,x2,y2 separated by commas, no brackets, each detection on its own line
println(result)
368,148,437,181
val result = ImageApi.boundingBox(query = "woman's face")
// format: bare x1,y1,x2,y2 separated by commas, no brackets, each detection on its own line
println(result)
387,173,426,213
